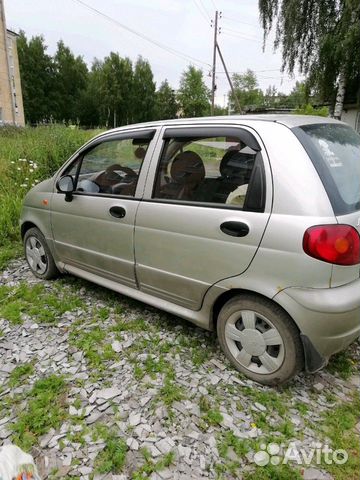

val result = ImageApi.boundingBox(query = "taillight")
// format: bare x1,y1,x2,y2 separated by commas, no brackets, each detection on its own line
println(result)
303,225,360,266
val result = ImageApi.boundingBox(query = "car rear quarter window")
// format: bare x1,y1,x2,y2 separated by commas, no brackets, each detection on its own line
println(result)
293,123,360,215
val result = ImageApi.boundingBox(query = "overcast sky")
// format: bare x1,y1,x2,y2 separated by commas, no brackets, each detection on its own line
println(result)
5,0,301,106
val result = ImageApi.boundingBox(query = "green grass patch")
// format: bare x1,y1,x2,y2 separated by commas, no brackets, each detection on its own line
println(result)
69,324,117,370
243,464,302,480
0,282,85,324
0,242,22,271
326,351,357,380
93,426,128,475
132,449,175,479
8,362,35,388
318,392,360,479
11,375,68,450
159,377,184,408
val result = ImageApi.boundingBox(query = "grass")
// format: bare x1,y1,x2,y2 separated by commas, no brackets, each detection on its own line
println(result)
94,432,128,475
318,392,360,480
8,362,35,387
0,241,22,271
326,350,357,380
69,324,118,371
132,449,175,479
0,125,101,253
11,374,68,451
0,282,86,324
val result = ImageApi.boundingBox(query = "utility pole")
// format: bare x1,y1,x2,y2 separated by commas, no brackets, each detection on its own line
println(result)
216,43,242,113
211,10,218,115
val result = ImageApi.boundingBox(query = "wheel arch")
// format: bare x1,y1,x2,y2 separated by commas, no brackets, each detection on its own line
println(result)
21,221,41,239
210,288,324,373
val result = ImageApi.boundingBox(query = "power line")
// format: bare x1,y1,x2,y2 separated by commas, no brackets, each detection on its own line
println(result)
192,0,210,24
209,0,218,10
222,26,261,40
221,32,263,44
222,15,258,28
71,0,211,67
198,0,212,21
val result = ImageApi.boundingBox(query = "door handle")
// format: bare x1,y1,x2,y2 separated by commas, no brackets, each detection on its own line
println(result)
109,206,126,219
220,221,249,237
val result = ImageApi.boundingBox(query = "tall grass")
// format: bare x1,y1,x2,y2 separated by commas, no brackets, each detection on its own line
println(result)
0,125,101,248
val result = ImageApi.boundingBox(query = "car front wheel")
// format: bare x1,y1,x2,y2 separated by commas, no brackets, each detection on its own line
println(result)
217,294,304,385
24,227,59,280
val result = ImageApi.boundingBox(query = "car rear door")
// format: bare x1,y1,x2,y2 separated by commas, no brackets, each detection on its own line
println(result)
134,124,272,310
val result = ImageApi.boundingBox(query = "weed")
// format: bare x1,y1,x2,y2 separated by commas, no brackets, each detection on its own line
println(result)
0,282,85,324
327,351,356,380
8,362,34,387
93,427,127,474
11,375,68,450
132,449,175,479
69,325,117,370
318,392,360,479
159,378,184,407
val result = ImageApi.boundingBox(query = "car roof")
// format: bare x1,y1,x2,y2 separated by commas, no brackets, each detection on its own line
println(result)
101,114,343,137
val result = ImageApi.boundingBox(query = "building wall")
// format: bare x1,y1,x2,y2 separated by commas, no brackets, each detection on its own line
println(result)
342,107,360,133
0,0,25,126
6,31,25,126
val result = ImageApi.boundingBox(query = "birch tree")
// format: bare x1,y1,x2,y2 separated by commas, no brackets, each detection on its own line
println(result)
258,0,360,119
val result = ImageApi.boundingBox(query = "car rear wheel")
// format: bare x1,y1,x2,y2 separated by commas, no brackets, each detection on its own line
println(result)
217,294,304,385
24,227,59,280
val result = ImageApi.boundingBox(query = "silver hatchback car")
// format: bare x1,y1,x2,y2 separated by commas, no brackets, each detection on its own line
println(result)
20,115,360,385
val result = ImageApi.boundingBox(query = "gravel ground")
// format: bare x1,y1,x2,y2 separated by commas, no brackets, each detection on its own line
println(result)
0,259,359,480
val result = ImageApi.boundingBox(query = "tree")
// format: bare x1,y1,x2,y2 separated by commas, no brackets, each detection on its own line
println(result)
100,53,134,127
132,56,156,123
155,80,178,120
229,70,264,112
259,0,360,118
53,40,88,122
177,66,210,117
17,31,56,123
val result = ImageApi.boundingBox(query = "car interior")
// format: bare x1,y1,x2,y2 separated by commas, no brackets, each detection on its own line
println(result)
154,137,257,207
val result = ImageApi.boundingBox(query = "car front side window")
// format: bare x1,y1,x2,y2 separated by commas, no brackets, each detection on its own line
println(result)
61,135,152,197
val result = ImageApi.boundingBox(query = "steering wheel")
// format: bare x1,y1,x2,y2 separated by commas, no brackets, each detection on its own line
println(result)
91,163,137,190
106,163,137,178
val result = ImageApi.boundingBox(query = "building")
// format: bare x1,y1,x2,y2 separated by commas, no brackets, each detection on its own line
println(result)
341,78,360,133
0,0,25,126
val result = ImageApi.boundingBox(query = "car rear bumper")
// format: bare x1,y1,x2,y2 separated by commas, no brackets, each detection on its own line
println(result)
273,277,360,362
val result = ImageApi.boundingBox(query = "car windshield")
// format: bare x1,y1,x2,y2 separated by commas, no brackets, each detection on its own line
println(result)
294,123,360,215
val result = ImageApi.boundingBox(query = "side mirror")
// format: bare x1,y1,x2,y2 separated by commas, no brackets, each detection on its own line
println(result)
56,175,75,202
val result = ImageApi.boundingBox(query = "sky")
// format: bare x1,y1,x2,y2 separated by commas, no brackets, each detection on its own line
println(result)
5,0,302,107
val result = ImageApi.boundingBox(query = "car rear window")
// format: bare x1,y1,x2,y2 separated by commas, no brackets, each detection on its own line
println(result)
293,123,360,215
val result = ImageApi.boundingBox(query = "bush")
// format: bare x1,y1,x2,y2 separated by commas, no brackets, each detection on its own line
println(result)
0,125,101,247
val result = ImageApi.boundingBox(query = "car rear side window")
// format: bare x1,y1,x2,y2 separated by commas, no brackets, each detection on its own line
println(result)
152,130,266,212
294,123,360,215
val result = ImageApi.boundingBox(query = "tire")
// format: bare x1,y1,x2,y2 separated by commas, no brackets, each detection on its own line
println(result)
217,294,304,386
23,227,59,280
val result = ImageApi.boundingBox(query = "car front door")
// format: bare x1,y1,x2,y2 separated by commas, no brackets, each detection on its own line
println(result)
51,129,157,288
134,125,272,309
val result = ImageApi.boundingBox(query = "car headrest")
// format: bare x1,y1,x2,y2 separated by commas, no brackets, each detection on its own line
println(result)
170,151,205,185
219,150,244,177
